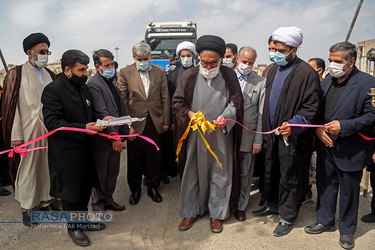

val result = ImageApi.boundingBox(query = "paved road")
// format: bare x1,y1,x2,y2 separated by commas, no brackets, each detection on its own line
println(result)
0,153,374,249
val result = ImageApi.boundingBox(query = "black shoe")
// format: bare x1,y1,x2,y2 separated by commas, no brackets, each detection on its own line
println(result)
252,207,278,217
0,187,11,196
105,201,125,211
361,213,375,223
91,204,106,212
68,229,91,247
81,223,106,231
40,203,60,211
339,235,354,249
147,188,162,203
22,210,38,227
304,222,335,234
129,190,141,205
161,175,170,184
273,222,293,237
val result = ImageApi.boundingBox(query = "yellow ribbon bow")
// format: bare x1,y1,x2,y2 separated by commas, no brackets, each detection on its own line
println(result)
175,111,223,168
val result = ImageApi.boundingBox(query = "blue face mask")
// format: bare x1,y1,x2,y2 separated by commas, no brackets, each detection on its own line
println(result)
100,67,115,79
136,61,150,71
269,50,292,66
175,60,182,68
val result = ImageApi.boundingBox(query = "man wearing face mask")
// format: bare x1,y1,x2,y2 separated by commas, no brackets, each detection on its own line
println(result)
173,35,243,233
163,41,197,184
304,42,375,250
251,27,320,237
87,49,128,212
117,42,170,205
308,58,326,82
234,47,265,222
42,49,107,247
2,32,58,227
222,43,238,70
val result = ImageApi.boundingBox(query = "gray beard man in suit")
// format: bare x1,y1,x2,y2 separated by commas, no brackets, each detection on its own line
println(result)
117,42,170,205
87,49,129,212
233,47,265,222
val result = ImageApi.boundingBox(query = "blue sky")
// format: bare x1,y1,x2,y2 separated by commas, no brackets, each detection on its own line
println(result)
0,0,374,69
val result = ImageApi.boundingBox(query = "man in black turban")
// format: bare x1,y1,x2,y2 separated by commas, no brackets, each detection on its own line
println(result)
195,35,226,57
23,32,50,54
2,32,57,228
173,35,244,233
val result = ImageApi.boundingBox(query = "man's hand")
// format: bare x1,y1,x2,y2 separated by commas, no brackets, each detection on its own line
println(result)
128,127,136,141
170,124,175,131
372,152,375,163
86,122,106,135
253,144,262,155
103,116,115,121
315,127,333,147
11,140,23,147
162,125,169,133
213,115,226,129
279,122,291,137
325,120,341,135
112,140,123,152
188,111,196,125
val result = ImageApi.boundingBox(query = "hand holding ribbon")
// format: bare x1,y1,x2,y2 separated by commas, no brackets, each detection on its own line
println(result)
176,111,222,168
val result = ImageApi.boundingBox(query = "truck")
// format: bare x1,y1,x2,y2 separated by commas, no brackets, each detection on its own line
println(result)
144,21,197,71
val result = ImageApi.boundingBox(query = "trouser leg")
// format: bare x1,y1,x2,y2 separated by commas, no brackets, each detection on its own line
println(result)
338,168,362,235
142,116,162,190
238,151,255,211
316,147,338,227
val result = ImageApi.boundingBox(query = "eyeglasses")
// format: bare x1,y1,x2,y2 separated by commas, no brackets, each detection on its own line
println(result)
200,60,219,68
32,50,51,55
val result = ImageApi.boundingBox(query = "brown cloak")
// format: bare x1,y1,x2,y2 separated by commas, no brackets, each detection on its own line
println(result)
172,65,244,213
2,65,55,187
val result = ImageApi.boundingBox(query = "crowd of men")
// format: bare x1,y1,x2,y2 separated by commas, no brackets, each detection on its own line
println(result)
1,26,375,249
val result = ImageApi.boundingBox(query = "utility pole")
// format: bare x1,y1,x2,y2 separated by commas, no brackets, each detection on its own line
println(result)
114,47,119,64
345,0,364,42
0,49,8,73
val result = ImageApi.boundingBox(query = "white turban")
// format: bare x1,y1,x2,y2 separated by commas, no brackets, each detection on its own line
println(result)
176,41,196,56
272,26,303,48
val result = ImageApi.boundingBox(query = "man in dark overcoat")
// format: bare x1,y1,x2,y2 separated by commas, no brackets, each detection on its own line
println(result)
41,49,106,247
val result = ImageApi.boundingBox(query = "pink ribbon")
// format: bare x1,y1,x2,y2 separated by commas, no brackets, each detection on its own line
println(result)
223,119,325,134
0,127,160,158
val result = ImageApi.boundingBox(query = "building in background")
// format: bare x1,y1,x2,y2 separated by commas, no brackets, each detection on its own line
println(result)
358,39,375,76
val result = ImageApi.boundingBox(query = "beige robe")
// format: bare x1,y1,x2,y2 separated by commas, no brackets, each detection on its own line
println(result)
11,62,53,209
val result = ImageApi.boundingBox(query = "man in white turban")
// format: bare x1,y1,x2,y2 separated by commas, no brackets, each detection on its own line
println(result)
272,26,303,48
251,26,321,237
161,41,197,184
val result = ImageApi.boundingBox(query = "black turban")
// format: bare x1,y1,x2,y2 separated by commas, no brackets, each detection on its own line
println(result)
196,35,226,57
23,32,50,54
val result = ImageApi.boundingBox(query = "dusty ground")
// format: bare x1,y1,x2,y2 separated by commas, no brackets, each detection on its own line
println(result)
0,153,374,250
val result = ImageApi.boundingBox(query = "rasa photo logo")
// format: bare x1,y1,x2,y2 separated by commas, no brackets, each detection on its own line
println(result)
30,211,113,224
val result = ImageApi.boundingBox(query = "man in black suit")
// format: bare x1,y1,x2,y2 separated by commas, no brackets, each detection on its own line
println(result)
87,49,128,212
41,49,107,247
304,42,375,250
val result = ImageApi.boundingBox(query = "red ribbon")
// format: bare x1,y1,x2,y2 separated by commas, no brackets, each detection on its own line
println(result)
358,133,375,141
0,127,160,158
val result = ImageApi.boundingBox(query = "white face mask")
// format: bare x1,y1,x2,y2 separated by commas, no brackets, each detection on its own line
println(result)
169,65,176,71
181,57,193,68
222,57,235,68
199,64,220,80
237,62,252,75
328,61,349,78
31,51,48,68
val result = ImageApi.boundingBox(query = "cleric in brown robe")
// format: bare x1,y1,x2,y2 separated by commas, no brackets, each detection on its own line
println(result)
2,33,58,227
173,35,244,233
